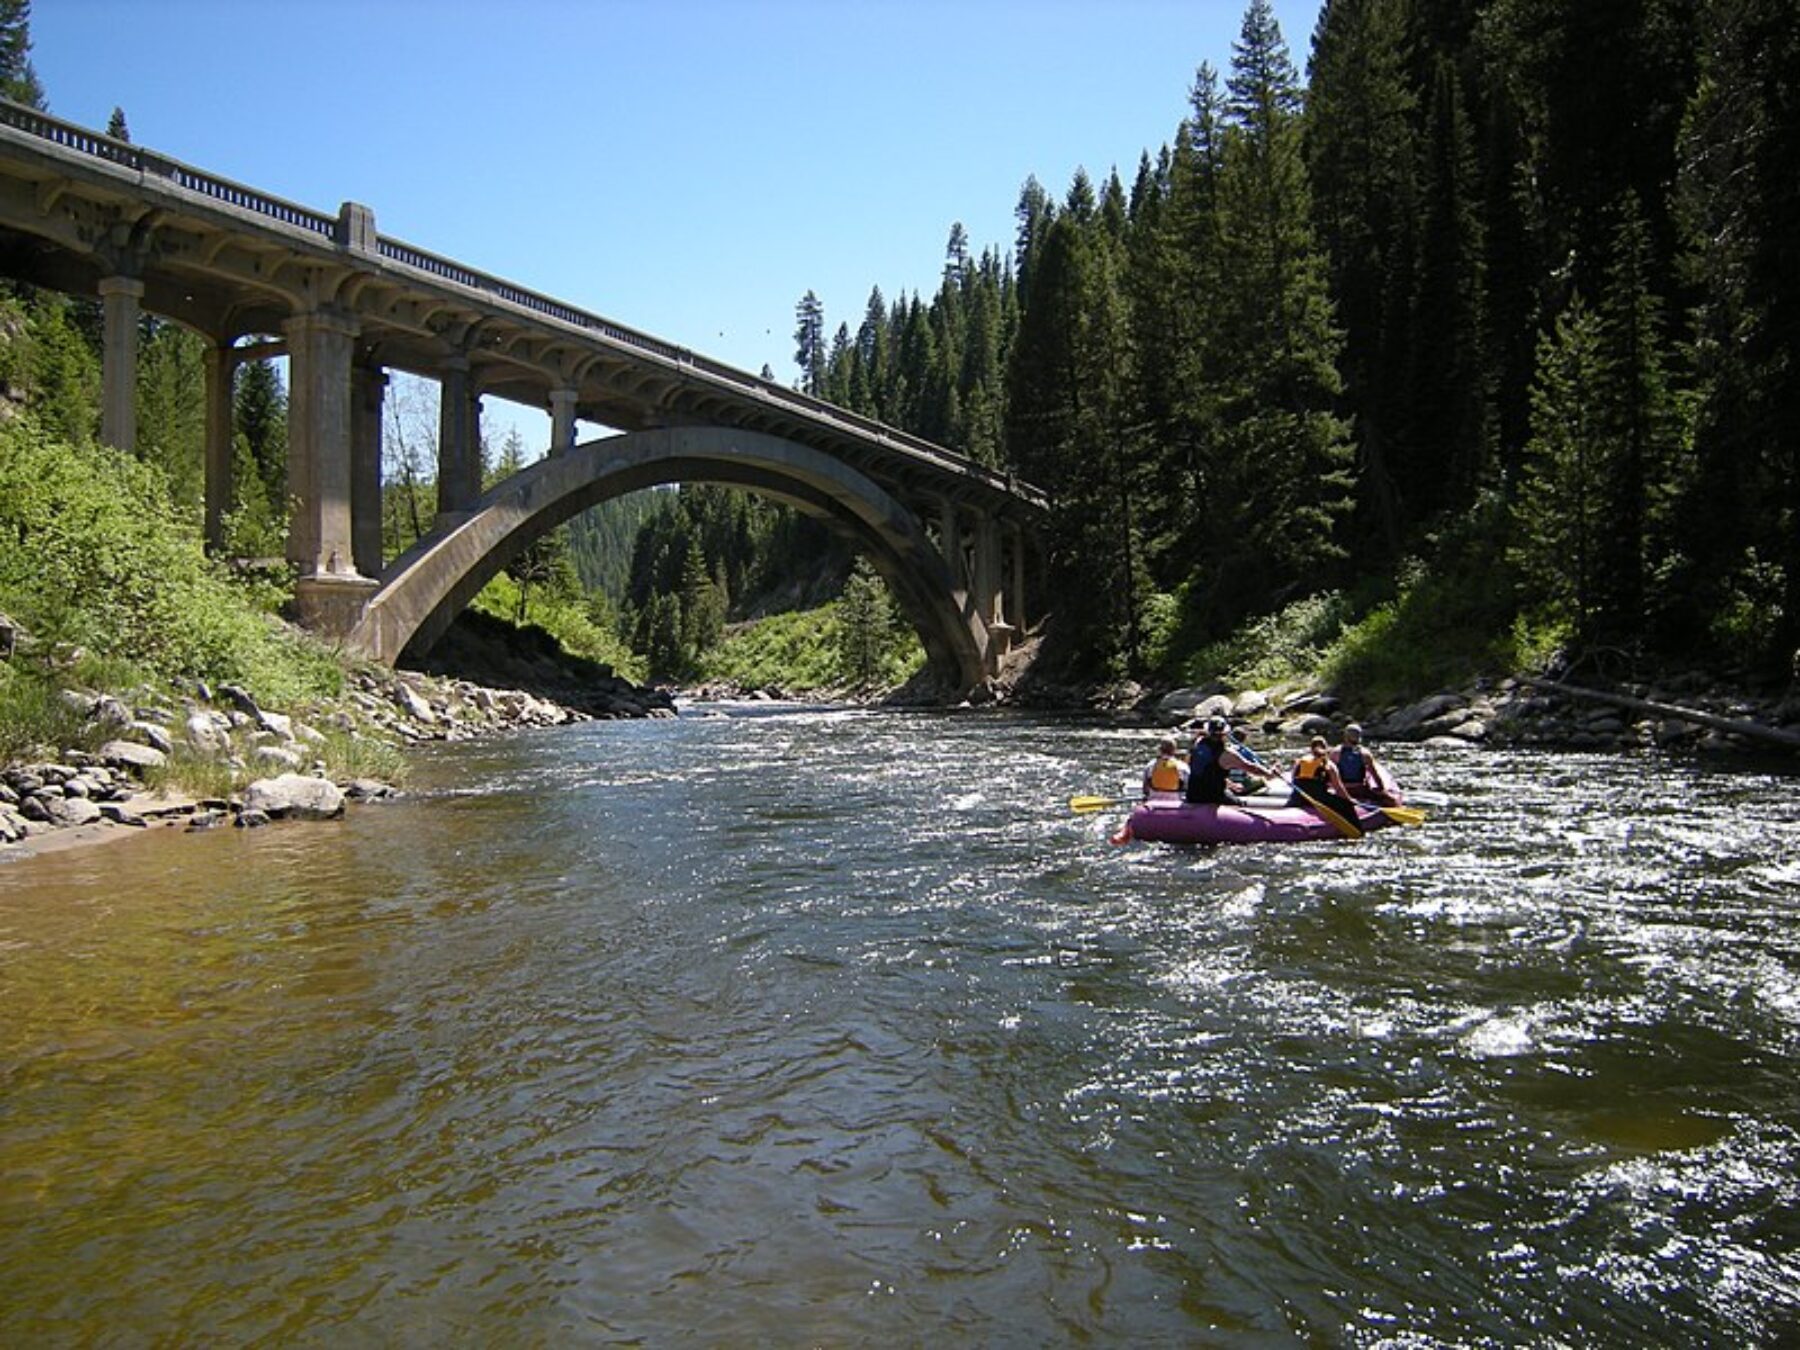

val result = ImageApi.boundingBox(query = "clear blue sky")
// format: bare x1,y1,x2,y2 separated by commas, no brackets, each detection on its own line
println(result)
33,0,1323,445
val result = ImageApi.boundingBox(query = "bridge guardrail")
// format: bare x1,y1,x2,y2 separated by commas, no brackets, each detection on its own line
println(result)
0,99,1044,510
0,100,339,241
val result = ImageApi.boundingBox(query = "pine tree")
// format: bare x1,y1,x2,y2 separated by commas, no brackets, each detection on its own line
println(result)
1673,0,1800,664
1005,206,1147,673
793,290,826,396
0,0,44,108
835,556,895,689
1194,0,1355,628
1401,56,1493,524
1592,193,1677,643
1511,295,1607,641
135,321,205,509
106,107,130,142
1305,0,1419,559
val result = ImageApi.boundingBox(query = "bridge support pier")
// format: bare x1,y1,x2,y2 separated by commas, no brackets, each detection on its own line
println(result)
284,308,360,576
98,275,143,452
352,363,386,577
436,356,481,525
548,385,578,457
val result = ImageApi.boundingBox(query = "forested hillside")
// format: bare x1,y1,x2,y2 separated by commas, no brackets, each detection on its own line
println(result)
789,0,1799,692
3,0,1794,704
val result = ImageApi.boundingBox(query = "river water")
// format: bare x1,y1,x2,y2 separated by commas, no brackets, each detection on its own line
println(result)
1,706,1796,1346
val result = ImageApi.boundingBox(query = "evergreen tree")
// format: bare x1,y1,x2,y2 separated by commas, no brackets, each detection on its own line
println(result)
1592,193,1677,643
1193,0,1355,629
234,354,286,518
1673,0,1800,664
678,536,725,657
1401,56,1493,524
793,290,826,396
1006,207,1147,673
106,107,130,142
1511,295,1607,641
835,556,895,689
1305,0,1419,558
135,321,205,509
0,0,44,108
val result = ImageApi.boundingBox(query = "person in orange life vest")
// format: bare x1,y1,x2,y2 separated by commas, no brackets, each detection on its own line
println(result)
1330,723,1399,805
1289,734,1361,822
1141,736,1189,799
1183,717,1266,805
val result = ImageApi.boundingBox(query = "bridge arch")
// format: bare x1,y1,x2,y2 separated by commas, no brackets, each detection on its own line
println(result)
349,427,997,691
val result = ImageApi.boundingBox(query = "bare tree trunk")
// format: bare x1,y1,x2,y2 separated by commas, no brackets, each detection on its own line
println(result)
1517,677,1800,752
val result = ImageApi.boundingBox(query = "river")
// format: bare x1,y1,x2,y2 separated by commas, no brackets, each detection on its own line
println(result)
1,706,1796,1346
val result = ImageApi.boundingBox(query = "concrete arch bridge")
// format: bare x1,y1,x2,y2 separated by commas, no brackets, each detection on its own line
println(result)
0,102,1047,693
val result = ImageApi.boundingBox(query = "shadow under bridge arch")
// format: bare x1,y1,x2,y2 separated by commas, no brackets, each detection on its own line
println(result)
348,426,994,692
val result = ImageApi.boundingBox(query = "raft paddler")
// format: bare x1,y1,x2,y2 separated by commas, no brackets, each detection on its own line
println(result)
1184,717,1269,805
1141,736,1189,798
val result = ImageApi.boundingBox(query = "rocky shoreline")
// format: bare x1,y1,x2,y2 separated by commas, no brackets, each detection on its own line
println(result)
0,659,676,861
1125,670,1800,759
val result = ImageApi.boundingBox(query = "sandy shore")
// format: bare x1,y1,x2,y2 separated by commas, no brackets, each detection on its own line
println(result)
0,789,201,864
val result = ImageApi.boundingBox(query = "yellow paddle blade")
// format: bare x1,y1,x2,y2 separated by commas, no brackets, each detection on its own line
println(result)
1380,805,1429,827
1069,794,1131,814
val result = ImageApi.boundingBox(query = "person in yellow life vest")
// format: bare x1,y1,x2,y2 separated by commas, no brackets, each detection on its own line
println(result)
1289,734,1360,825
1141,736,1189,799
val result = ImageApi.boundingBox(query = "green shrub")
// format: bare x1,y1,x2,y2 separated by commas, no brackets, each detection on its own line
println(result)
0,416,342,713
0,663,84,763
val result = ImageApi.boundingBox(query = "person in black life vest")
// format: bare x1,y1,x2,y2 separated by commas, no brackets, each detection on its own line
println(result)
1330,723,1398,806
1142,736,1189,798
1290,734,1362,826
1184,717,1266,805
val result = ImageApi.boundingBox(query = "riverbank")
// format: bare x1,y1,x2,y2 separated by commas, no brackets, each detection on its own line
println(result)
0,639,677,861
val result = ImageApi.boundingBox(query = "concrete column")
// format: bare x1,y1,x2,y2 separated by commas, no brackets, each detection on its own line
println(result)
98,276,144,452
972,512,1002,627
1007,522,1028,633
351,363,386,578
286,308,377,637
283,308,361,577
436,356,480,520
936,498,964,591
548,385,579,457
202,339,234,554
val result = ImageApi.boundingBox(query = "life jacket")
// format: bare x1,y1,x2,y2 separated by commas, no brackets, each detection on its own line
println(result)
1338,745,1368,784
1294,751,1331,786
1185,737,1229,804
1148,755,1185,793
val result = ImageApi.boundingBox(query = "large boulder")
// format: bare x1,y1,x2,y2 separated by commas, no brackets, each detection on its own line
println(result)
241,773,345,821
99,740,168,774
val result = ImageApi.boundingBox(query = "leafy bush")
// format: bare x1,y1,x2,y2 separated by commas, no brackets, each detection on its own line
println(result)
0,416,342,710
469,571,644,682
695,600,924,694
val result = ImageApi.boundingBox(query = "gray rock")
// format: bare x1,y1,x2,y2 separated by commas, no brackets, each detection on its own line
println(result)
342,778,396,801
393,683,436,724
185,711,231,755
257,711,294,742
46,796,102,827
127,720,175,755
252,745,304,772
62,775,94,799
98,802,147,827
241,773,345,821
100,740,169,774
219,683,262,718
18,795,50,822
185,809,229,832
235,809,272,829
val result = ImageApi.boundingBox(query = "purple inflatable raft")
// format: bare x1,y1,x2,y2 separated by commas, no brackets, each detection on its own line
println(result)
1119,793,1403,846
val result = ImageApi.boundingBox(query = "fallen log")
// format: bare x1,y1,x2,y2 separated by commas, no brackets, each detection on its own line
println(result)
1516,676,1800,753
